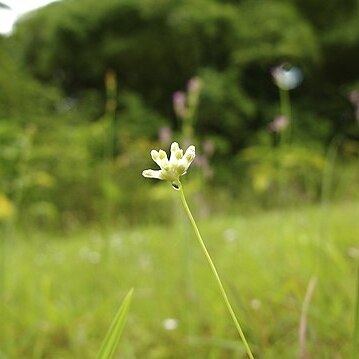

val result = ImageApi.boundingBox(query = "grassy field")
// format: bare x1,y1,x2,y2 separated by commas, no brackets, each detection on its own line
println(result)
1,199,359,358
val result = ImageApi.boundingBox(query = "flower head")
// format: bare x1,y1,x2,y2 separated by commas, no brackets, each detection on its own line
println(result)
142,142,195,185
271,64,303,90
172,91,188,118
187,76,203,95
349,90,359,105
268,115,289,133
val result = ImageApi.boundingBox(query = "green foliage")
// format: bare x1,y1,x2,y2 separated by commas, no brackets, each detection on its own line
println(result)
11,0,359,150
117,91,167,138
11,0,330,145
0,37,59,120
239,143,326,204
232,1,320,66
0,0,358,226
197,68,256,150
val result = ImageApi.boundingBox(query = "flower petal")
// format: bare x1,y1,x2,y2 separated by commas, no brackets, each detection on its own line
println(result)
180,145,195,171
151,149,169,170
184,145,195,162
142,169,164,180
158,150,169,169
170,142,180,163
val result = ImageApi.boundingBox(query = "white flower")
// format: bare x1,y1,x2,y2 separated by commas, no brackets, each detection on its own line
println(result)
271,64,303,90
142,142,195,185
162,318,178,331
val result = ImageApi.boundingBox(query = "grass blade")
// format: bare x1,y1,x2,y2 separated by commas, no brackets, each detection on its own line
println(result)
96,288,133,359
299,276,317,359
353,266,359,359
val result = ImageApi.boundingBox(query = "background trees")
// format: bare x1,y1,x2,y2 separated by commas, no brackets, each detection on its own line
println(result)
0,0,358,226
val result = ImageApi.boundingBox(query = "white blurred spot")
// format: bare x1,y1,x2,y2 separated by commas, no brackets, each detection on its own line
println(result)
162,318,178,331
223,228,238,242
79,247,101,264
271,64,303,90
250,299,262,310
347,247,359,258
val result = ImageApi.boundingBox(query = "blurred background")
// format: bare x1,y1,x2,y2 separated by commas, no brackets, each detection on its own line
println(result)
0,0,358,228
0,0,359,358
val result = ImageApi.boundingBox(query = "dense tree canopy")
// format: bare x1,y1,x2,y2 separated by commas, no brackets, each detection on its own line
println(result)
10,0,358,147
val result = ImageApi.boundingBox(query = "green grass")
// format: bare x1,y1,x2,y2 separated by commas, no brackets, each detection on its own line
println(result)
96,288,133,359
1,200,359,358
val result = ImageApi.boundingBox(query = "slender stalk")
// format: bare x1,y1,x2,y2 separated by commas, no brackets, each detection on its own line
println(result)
279,88,292,144
178,181,254,359
299,276,317,359
279,88,291,120
352,265,359,359
102,70,118,261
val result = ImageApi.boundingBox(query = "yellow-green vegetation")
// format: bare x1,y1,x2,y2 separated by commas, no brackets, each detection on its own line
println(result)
1,200,358,358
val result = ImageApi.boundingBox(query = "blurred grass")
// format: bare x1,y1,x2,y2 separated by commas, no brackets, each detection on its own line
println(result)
96,288,133,359
1,200,359,358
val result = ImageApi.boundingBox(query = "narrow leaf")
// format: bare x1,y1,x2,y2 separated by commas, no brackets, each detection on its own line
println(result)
96,288,133,359
352,267,359,359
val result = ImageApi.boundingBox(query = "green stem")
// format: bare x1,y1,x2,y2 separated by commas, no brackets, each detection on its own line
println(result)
178,181,254,359
352,264,359,359
279,88,292,144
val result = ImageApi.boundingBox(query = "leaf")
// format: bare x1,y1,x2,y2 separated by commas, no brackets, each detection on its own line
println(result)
96,288,134,359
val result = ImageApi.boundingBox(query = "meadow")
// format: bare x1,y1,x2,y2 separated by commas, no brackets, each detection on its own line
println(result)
1,1,359,357
1,197,358,358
